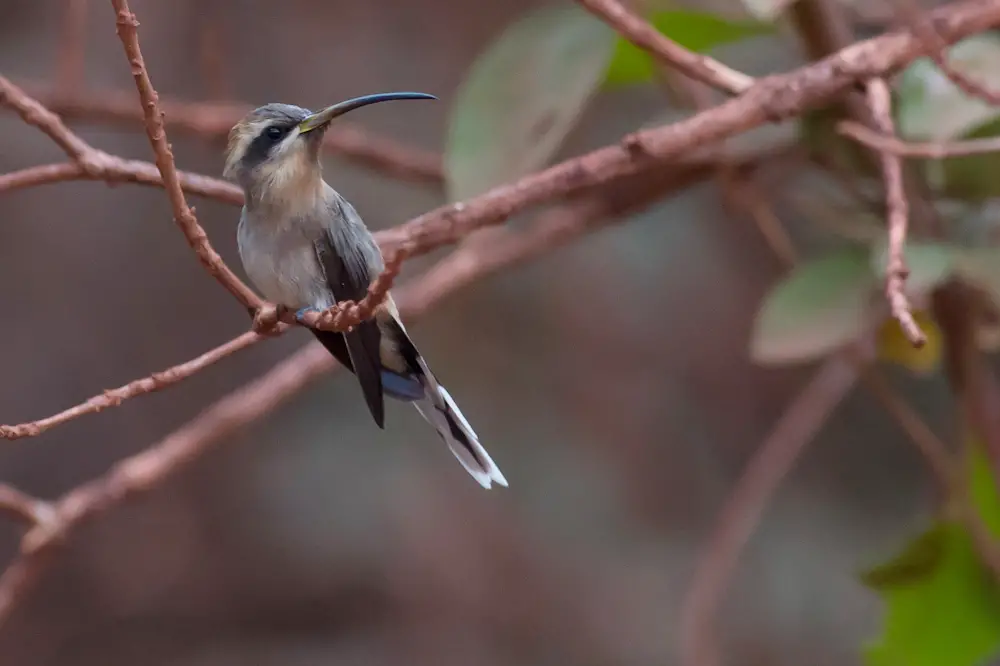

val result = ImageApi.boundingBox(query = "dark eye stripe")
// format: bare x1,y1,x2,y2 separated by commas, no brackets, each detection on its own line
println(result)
244,123,291,168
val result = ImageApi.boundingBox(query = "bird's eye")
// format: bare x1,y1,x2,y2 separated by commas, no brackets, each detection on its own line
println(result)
265,125,285,141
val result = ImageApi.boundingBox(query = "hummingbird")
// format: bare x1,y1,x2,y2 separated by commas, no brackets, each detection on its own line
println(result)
223,93,507,489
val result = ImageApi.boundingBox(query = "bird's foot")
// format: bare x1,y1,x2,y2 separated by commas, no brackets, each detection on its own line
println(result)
295,307,322,324
252,303,287,337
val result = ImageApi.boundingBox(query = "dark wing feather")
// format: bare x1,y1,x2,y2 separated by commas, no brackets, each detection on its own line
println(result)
313,236,385,429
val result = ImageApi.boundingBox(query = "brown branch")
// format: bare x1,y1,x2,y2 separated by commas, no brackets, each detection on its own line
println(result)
0,75,92,160
680,355,858,666
866,78,926,348
892,0,1000,106
0,486,55,529
839,119,1000,158
0,158,243,203
0,331,265,441
23,84,444,184
109,0,262,310
859,365,1000,580
377,0,1000,259
0,152,700,627
574,0,754,94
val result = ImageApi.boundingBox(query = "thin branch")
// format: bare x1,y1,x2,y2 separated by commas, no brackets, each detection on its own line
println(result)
22,84,444,183
680,355,859,666
0,153,698,625
109,0,262,310
0,331,265,441
574,0,754,94
376,0,1000,258
866,78,926,348
0,486,55,529
0,75,92,160
839,119,1000,158
892,0,1000,106
859,365,1000,580
0,158,243,203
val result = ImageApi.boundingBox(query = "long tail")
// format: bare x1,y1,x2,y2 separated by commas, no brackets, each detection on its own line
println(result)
412,382,508,490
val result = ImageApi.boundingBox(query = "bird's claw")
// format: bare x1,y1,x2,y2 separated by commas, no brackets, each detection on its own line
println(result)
252,303,286,337
295,307,321,324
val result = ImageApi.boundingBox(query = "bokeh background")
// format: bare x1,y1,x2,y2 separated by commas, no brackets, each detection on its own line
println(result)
0,0,970,664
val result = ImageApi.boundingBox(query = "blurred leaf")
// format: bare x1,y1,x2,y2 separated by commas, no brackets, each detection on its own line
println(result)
603,11,772,86
957,247,1000,307
863,522,1000,666
445,5,615,201
935,116,1000,200
869,239,959,297
897,34,1000,142
876,311,942,375
861,523,947,589
751,248,876,364
864,447,1000,666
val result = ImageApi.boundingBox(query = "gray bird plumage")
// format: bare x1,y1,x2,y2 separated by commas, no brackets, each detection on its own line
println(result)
225,98,507,489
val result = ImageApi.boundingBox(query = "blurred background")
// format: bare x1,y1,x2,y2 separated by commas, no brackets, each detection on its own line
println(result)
0,0,992,664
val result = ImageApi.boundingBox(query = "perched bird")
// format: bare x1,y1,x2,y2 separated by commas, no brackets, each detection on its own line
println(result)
223,94,507,489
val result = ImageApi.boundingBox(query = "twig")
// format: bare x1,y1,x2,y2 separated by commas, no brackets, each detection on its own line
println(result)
859,365,1000,580
0,75,92,160
109,0,262,310
680,355,859,666
839,119,1000,158
865,78,926,348
22,84,444,183
0,486,55,529
573,0,754,94
0,331,266,441
377,0,1000,258
0,341,335,626
0,159,243,203
0,164,680,626
294,251,404,332
892,0,1000,106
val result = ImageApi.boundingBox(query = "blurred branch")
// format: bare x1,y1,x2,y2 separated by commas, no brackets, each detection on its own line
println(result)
574,0,754,94
22,83,444,184
0,157,690,628
864,78,926,347
840,120,1000,157
1,0,1000,638
858,365,1000,581
0,486,54,529
680,355,859,666
892,0,1000,106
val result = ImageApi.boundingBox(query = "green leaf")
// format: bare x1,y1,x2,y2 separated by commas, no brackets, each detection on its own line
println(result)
750,248,876,365
897,34,1000,142
869,239,958,297
864,522,1000,666
444,5,615,201
604,10,772,86
863,447,1000,666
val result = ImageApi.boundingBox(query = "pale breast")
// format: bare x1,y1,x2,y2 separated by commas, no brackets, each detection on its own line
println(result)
237,210,332,310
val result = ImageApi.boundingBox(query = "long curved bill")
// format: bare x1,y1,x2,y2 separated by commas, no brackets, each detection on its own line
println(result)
298,92,437,134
